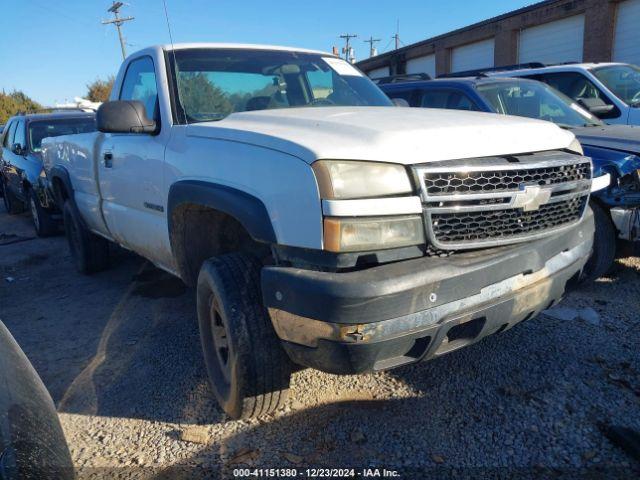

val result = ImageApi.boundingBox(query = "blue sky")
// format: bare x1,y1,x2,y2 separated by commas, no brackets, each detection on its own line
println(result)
0,0,534,105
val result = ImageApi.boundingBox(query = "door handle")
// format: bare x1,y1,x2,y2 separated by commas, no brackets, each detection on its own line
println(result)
103,152,113,168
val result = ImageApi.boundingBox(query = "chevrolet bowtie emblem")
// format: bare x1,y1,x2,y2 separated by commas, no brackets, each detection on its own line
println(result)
512,185,552,211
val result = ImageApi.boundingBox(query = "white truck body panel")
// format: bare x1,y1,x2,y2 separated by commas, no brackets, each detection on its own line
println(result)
42,43,580,276
188,107,576,165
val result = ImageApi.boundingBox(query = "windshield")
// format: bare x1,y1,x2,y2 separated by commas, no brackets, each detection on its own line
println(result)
28,117,96,152
592,64,640,106
476,80,602,128
168,49,392,123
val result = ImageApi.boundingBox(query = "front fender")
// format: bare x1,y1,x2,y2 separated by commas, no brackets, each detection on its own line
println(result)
584,145,640,206
167,180,277,244
585,145,640,178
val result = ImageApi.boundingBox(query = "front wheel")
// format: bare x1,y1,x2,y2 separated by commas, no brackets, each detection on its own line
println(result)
29,190,58,237
1,177,25,215
197,253,293,419
582,201,617,282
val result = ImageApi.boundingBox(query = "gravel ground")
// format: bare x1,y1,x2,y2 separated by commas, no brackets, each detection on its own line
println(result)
1,204,639,479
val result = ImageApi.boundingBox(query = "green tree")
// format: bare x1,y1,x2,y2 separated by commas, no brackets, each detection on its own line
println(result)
86,76,115,103
0,90,42,124
178,73,233,119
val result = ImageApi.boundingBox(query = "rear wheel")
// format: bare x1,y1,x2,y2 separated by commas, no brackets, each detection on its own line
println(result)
197,253,292,419
62,201,109,274
29,190,58,237
1,177,25,214
582,201,617,282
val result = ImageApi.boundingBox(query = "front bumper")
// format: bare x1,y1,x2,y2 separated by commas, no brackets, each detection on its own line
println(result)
262,211,594,374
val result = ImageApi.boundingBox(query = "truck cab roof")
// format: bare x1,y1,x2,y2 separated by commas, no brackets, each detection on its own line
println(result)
145,42,333,57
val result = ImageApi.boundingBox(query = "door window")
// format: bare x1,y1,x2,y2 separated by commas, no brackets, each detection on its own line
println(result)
386,89,417,106
420,89,480,111
13,120,26,149
530,72,619,119
119,56,158,120
3,121,16,148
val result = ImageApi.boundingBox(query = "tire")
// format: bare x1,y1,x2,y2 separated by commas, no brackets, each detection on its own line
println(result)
582,201,617,282
1,177,25,214
62,201,109,274
197,253,292,419
28,189,58,237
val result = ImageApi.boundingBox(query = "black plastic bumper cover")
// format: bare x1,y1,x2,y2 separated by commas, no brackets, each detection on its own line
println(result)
262,212,594,374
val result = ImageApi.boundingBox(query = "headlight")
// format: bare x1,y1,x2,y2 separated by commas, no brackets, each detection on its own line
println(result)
324,215,424,252
312,160,412,199
568,138,584,155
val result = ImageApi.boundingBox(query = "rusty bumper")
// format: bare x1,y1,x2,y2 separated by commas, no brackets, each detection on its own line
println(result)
262,210,594,374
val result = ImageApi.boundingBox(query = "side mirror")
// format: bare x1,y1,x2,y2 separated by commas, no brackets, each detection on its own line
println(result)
392,98,410,107
11,143,24,155
97,100,157,134
577,98,614,116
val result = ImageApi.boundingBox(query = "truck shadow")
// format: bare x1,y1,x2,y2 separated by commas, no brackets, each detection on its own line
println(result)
54,259,225,424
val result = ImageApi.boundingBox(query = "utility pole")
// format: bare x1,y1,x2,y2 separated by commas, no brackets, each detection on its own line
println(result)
364,36,381,58
392,19,401,50
339,33,358,63
102,2,134,60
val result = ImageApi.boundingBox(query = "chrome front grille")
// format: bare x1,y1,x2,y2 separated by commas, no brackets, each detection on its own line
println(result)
414,151,592,250
424,162,591,196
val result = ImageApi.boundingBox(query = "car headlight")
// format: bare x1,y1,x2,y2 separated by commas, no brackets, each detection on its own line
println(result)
568,138,584,155
324,215,425,252
312,160,412,199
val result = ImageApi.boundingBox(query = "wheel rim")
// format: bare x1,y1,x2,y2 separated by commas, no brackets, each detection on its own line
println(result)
209,295,232,383
30,196,40,231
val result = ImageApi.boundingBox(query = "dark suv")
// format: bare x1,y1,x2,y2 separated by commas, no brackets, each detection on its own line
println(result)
0,112,95,236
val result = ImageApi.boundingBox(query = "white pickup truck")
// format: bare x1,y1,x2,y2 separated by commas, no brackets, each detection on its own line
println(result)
43,43,595,419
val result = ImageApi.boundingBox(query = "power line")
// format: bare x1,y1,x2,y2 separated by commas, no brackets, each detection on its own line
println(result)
31,0,94,28
102,2,135,60
364,36,381,58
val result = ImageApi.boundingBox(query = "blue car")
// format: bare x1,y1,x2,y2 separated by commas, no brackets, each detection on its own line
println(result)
381,77,640,280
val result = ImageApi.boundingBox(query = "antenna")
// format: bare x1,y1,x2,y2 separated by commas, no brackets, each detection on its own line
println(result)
162,0,186,124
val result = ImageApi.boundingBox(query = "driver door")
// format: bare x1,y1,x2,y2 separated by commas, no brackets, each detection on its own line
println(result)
97,56,172,266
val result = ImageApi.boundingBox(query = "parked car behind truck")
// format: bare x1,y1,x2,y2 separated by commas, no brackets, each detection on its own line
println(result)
445,62,640,126
42,43,594,419
380,76,640,280
0,112,96,236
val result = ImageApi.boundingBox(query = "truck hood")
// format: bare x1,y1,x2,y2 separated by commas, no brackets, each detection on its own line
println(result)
571,124,640,155
186,107,576,165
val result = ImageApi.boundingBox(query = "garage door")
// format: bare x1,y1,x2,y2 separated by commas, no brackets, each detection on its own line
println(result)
367,66,389,79
451,39,495,72
613,0,640,66
519,15,585,64
406,54,436,77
